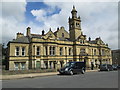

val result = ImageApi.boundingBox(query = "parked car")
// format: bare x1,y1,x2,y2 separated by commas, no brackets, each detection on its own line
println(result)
117,65,120,70
100,64,113,71
112,64,118,70
58,61,86,75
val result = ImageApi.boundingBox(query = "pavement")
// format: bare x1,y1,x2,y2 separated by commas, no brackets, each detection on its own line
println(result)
1,69,98,80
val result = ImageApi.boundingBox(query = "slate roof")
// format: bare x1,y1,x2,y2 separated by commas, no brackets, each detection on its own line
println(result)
89,40,97,44
31,34,43,38
10,36,30,43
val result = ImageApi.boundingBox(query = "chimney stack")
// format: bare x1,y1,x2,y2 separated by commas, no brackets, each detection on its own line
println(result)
89,37,91,41
42,30,45,35
26,27,31,36
16,32,24,39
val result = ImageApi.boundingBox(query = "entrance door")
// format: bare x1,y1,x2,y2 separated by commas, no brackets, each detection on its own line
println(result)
36,61,40,69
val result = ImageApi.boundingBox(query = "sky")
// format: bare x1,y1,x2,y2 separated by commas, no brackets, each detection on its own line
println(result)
1,0,118,50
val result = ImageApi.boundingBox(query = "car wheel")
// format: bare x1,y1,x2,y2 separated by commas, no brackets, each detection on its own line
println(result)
81,68,85,74
70,70,73,75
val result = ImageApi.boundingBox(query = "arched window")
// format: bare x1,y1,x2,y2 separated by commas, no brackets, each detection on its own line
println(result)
62,33,64,37
69,48,71,55
36,46,40,56
76,23,78,26
94,49,96,55
60,47,63,55
80,48,85,54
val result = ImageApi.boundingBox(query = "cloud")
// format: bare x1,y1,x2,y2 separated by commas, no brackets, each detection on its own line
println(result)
30,2,118,49
1,2,27,45
31,9,47,22
1,1,118,50
2,2,26,22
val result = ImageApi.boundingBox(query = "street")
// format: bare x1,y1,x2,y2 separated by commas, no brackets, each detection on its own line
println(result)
2,71,118,88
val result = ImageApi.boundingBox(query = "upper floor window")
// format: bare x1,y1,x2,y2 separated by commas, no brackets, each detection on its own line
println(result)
15,47,19,56
76,23,80,27
36,46,40,56
65,47,67,55
22,47,25,56
80,40,84,44
50,46,55,56
45,46,48,55
53,47,55,55
60,47,63,55
102,49,105,56
80,48,85,54
94,49,96,55
62,33,64,37
69,48,72,55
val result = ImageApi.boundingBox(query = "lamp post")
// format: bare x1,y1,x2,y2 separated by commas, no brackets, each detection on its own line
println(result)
65,47,67,64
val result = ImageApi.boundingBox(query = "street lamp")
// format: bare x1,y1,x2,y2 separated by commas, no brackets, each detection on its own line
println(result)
65,47,67,63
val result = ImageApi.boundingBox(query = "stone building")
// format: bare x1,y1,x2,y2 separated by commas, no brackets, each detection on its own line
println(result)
6,6,112,70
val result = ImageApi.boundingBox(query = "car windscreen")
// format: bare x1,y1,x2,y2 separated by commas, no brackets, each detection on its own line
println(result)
112,65,117,67
64,62,75,67
101,64,106,66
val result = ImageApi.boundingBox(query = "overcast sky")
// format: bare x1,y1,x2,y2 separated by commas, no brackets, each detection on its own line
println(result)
1,0,118,50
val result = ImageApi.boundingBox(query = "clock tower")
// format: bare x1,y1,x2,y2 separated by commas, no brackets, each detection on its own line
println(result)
69,6,82,41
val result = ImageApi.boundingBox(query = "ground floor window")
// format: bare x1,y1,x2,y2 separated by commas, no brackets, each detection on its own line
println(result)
21,62,26,70
14,62,26,70
14,62,19,70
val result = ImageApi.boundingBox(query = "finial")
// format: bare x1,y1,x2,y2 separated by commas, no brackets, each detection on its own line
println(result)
81,32,83,35
57,27,59,30
49,28,51,31
73,5,75,9
72,5,77,11
27,27,31,30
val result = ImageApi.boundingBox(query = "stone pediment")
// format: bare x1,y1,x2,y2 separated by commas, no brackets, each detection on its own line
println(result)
43,29,56,40
54,26,69,39
96,37,105,45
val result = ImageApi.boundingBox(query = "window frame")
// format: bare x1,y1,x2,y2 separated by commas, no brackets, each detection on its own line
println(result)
36,46,40,56
80,48,86,54
62,33,64,37
69,48,71,55
50,46,56,56
21,47,25,56
15,47,20,56
60,47,63,56
45,46,48,55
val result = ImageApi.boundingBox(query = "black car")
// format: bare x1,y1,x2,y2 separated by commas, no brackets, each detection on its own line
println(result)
100,64,113,71
58,61,86,75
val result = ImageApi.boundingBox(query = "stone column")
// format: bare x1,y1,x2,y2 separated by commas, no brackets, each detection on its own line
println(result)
48,61,50,69
55,46,58,56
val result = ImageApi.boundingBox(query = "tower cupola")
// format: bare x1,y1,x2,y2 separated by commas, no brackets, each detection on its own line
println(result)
71,5,77,18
